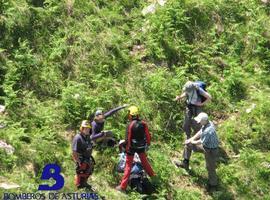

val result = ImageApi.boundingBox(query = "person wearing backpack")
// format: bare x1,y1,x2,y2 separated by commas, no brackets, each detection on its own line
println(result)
72,120,95,189
175,81,212,166
175,81,212,137
115,106,155,192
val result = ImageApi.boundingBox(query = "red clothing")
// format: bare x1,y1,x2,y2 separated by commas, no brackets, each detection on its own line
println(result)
125,119,151,153
120,118,155,190
120,152,155,189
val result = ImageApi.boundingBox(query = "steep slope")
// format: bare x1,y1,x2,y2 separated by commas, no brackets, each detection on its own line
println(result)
0,0,270,199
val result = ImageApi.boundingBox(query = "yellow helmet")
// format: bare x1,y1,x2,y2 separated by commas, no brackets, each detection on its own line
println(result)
128,106,139,116
80,120,91,131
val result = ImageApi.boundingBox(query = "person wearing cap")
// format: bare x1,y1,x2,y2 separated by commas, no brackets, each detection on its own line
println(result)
91,105,128,146
72,120,95,189
175,81,212,136
116,106,155,192
176,112,219,191
175,81,212,157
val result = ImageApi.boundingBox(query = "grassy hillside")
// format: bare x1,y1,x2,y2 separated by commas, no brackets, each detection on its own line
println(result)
0,0,270,199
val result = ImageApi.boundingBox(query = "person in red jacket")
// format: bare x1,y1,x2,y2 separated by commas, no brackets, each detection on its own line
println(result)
116,106,155,192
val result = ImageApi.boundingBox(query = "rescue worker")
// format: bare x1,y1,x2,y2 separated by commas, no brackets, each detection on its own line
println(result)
91,105,128,146
176,112,219,191
72,120,95,189
115,106,155,192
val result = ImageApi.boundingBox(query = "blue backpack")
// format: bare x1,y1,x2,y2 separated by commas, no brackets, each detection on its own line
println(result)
194,81,207,102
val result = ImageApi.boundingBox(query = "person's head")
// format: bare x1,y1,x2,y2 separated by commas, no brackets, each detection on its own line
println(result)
183,81,196,94
127,106,139,120
94,109,105,123
118,140,126,153
80,120,91,135
194,112,209,125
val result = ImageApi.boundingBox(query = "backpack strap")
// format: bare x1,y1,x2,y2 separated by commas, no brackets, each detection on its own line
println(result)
187,88,196,105
126,120,137,152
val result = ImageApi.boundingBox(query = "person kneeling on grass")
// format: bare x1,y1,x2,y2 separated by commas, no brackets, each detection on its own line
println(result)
115,106,156,192
91,105,128,147
175,112,219,191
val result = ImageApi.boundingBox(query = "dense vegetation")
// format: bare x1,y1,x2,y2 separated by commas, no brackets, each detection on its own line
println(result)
0,0,270,199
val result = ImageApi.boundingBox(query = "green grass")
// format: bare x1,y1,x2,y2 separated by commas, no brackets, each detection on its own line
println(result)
0,0,270,199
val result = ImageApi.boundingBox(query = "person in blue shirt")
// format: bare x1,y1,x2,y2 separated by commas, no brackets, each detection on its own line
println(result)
90,105,128,146
175,112,219,191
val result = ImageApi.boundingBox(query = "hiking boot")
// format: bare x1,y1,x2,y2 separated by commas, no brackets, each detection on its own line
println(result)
77,184,85,189
77,182,92,190
115,185,125,193
84,183,92,190
174,159,189,170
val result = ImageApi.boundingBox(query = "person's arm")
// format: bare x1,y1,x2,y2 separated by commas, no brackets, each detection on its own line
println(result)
104,105,128,118
72,151,81,163
90,121,105,141
196,88,212,106
72,137,81,163
125,125,129,142
190,139,202,145
142,121,151,145
175,92,186,101
126,121,136,151
185,129,202,144
90,132,105,140
193,129,202,140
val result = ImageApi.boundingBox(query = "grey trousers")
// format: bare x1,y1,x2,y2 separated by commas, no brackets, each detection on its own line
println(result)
183,105,202,138
183,143,219,186
183,105,202,157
